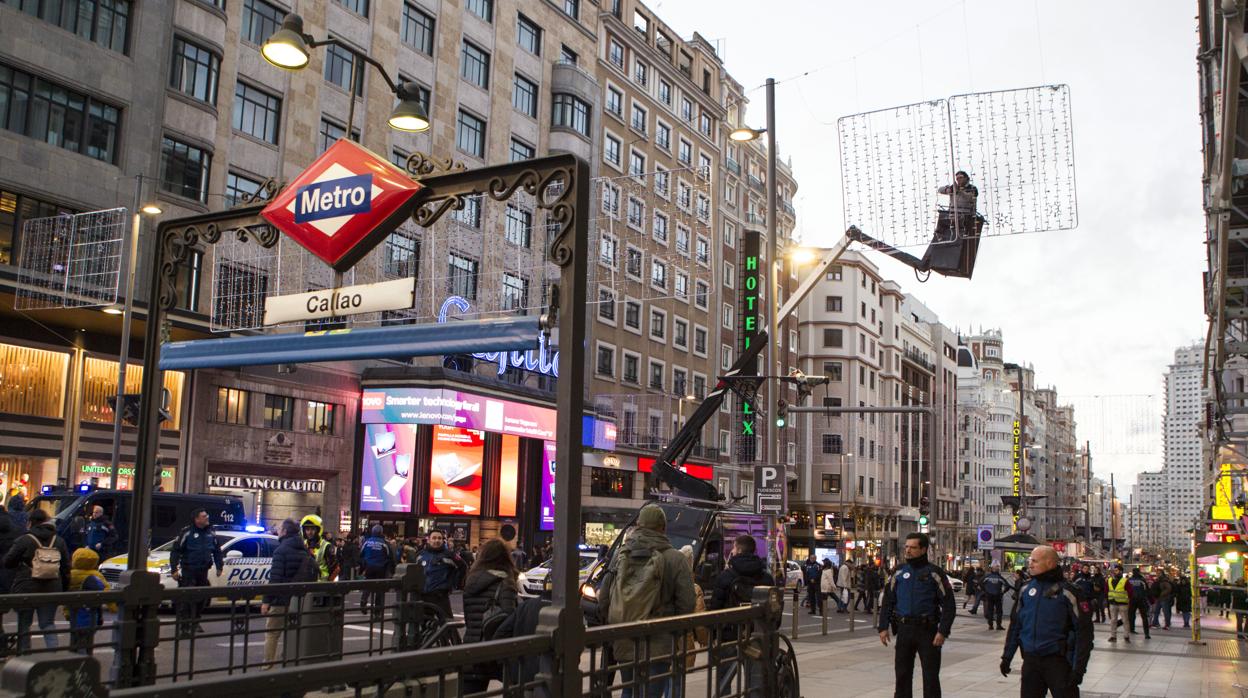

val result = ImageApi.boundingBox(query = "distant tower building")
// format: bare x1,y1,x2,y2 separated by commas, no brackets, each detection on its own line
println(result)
1164,344,1206,549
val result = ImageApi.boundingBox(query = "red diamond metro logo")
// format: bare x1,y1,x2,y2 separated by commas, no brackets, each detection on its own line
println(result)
262,139,423,272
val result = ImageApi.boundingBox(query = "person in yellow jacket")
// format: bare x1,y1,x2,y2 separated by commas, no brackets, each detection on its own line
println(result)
301,514,337,581
65,548,116,654
1105,564,1131,643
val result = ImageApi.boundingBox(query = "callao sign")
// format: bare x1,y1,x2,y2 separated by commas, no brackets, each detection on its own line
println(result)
262,139,423,272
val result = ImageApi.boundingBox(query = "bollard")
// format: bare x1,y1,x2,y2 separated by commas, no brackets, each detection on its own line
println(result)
849,585,855,633
821,587,828,635
791,585,799,639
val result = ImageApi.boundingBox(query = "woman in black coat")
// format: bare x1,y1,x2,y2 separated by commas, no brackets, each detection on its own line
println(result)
3,508,70,650
460,539,519,693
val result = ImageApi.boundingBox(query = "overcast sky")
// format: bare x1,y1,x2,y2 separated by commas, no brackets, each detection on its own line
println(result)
657,0,1204,491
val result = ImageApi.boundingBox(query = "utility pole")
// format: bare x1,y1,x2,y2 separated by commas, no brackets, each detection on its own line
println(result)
1085,441,1092,551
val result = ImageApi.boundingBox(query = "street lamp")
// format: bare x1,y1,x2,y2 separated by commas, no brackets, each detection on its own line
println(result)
262,14,430,135
676,393,696,425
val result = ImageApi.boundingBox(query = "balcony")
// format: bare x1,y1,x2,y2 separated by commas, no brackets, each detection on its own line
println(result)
902,347,935,372
747,174,764,191
726,158,741,176
780,199,795,216
745,213,764,225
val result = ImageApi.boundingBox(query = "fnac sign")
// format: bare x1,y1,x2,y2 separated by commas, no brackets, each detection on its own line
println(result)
262,139,423,272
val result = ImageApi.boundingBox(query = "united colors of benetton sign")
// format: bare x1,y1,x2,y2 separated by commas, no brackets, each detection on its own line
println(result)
262,139,423,272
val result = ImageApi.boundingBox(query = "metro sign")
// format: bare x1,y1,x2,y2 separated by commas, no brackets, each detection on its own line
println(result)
262,139,422,272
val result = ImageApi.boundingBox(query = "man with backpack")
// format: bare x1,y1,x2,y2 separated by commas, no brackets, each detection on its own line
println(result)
3,508,70,650
980,562,1008,630
708,534,775,697
169,508,224,638
358,524,395,617
877,533,956,698
600,504,696,698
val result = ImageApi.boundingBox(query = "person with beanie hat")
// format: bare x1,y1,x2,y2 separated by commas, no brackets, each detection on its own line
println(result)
358,524,396,617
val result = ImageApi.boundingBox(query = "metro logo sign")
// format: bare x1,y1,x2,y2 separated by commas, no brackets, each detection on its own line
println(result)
262,139,422,272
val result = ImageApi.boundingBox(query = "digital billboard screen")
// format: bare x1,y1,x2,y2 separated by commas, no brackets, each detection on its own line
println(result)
361,387,556,440
360,424,418,513
499,434,519,518
540,441,556,530
428,425,485,516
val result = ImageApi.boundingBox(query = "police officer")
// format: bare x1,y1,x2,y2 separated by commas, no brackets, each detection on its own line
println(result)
169,508,224,637
878,532,956,698
83,505,117,556
1000,546,1094,698
981,562,1009,630
418,529,462,620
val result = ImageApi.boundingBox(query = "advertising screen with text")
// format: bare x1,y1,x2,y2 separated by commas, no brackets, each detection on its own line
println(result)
428,425,485,515
499,434,519,517
360,424,418,513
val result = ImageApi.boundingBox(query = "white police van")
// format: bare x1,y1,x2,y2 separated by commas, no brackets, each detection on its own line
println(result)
99,529,279,600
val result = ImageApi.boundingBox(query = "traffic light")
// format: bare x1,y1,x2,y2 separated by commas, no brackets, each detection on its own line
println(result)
918,495,931,527
775,399,788,428
107,391,173,426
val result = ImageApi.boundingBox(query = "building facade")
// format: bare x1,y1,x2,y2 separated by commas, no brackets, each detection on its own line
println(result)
1163,344,1206,549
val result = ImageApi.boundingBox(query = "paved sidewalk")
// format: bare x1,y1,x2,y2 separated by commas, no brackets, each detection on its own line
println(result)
788,612,1248,697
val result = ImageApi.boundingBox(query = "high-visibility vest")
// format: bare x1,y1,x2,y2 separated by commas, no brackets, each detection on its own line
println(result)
1107,576,1129,604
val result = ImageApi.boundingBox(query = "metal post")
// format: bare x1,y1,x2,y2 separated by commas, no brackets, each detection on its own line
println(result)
821,581,828,635
1110,473,1117,559
764,76,780,577
346,51,361,143
840,454,847,561
109,175,144,487
791,585,799,639
1085,441,1093,551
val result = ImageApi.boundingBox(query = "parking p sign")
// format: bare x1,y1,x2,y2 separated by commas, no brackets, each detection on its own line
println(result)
754,464,785,514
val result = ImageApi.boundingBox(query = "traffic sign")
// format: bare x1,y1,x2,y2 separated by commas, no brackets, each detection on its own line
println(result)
262,139,423,272
754,464,785,514
262,277,415,326
977,524,995,550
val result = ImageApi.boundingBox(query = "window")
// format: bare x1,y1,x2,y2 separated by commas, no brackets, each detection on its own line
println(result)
624,301,641,331
0,66,120,165
608,39,625,68
694,326,707,355
606,87,623,116
658,80,672,105
601,184,620,216
501,273,528,311
823,329,843,348
263,394,294,430
170,37,219,104
216,388,248,425
723,222,736,248
656,122,671,150
697,194,710,222
634,10,649,34
560,45,578,65
625,246,643,278
721,344,734,370
826,296,843,312
447,252,479,299
629,150,646,178
461,41,491,89
674,271,689,299
598,288,616,322
225,172,262,208
650,258,667,289
681,97,693,122
504,205,532,247
466,0,493,21
604,134,621,165
627,196,644,228
695,236,710,265
591,468,633,497
383,232,420,278
9,0,131,53
318,118,359,153
699,113,712,137
631,103,647,134
677,180,692,210
510,138,535,162
174,248,202,311
622,352,640,383
653,212,668,243
401,3,435,54
517,13,542,54
678,138,692,165
159,136,211,203
562,0,579,20
827,265,843,281
822,473,842,493
649,361,664,391
723,261,735,289
655,169,670,197
674,318,688,349
334,0,368,15
242,0,285,47
634,60,648,86
596,344,615,376
456,110,486,158
324,43,364,96
650,308,666,339
307,401,337,435
513,74,538,117
673,368,687,396
552,94,590,136
722,303,735,330
694,280,709,309
232,82,280,144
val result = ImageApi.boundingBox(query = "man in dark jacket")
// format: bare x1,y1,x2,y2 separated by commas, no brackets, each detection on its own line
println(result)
0,502,17,595
359,524,396,616
877,533,956,698
3,508,70,650
1125,568,1151,639
83,505,118,557
1000,546,1094,698
262,518,314,666
339,534,360,581
708,534,775,697
980,562,1009,630
169,508,224,637
1149,570,1175,629
417,529,461,620
803,554,822,615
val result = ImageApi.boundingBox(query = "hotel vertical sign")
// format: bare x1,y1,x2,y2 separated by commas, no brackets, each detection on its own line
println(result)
737,230,763,463
1012,418,1022,529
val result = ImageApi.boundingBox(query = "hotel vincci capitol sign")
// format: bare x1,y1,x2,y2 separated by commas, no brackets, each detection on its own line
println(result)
262,139,423,272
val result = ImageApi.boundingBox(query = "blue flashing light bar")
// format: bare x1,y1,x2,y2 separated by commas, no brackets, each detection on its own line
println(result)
245,524,266,533
159,317,543,370
77,483,93,493
41,485,54,495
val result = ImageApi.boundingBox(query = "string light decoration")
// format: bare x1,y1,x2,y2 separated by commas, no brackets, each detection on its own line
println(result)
839,84,1077,250
14,208,125,311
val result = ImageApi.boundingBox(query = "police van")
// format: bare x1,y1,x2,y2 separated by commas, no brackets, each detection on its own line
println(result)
99,529,279,598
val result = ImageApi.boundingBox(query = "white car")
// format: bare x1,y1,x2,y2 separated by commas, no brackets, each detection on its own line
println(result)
784,561,804,588
521,553,600,597
99,530,280,594
948,576,965,593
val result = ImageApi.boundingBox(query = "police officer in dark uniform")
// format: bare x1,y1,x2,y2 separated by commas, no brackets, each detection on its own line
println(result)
169,508,224,637
1000,545,1094,698
878,532,956,698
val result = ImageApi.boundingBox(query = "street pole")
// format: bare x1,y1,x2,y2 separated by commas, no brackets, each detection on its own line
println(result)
765,76,780,577
1111,473,1117,559
840,453,846,560
109,175,144,488
1085,441,1093,552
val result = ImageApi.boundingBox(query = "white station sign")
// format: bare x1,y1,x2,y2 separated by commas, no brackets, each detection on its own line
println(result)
263,277,415,326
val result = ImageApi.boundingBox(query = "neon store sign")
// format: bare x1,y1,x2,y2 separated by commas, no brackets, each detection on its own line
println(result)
739,239,762,444
438,296,558,378
1011,419,1022,528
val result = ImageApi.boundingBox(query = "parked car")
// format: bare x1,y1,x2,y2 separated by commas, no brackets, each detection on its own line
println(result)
783,560,804,589
521,548,600,597
99,529,279,598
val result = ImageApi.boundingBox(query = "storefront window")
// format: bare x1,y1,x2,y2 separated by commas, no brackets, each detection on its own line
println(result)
590,467,633,498
76,460,176,492
81,357,185,429
0,456,59,505
584,522,620,546
0,343,69,418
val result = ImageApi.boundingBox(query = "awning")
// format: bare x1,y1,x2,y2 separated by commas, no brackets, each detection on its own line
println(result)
159,317,541,370
994,532,1043,552
1194,541,1248,558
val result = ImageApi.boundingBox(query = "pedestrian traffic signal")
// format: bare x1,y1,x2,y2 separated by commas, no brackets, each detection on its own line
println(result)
775,399,788,428
918,514,929,527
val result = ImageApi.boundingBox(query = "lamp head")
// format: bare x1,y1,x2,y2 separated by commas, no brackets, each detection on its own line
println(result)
388,82,431,132
262,14,311,70
788,247,817,265
140,204,163,215
728,127,763,143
